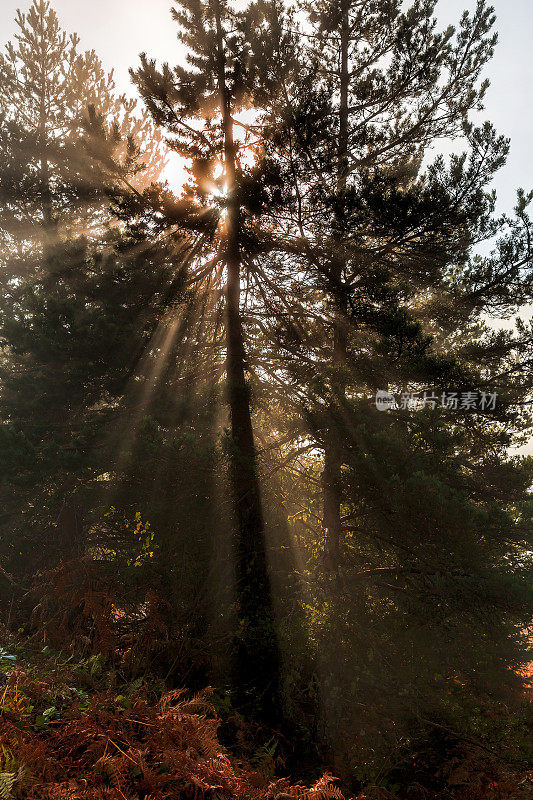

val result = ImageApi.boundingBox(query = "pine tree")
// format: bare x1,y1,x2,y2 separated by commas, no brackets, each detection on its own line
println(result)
249,0,533,744
130,0,288,716
0,0,165,283
0,1,167,588
255,0,533,555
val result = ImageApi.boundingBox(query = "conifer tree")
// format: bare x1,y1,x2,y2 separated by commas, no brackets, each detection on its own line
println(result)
129,0,533,722
256,0,533,558
249,0,533,742
0,2,167,589
130,0,287,715
0,0,164,283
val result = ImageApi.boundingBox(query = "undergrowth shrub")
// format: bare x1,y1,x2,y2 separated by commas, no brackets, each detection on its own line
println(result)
0,648,530,799
0,659,342,800
27,558,209,681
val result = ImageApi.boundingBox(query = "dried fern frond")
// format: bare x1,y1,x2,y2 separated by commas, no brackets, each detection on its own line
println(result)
304,773,343,800
0,772,16,800
158,688,187,711
271,773,342,800
0,661,346,800
178,688,215,717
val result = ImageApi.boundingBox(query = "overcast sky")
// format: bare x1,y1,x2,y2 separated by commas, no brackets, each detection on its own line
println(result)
1,0,532,451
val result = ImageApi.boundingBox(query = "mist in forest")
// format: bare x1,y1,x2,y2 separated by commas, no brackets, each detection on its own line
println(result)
0,2,531,799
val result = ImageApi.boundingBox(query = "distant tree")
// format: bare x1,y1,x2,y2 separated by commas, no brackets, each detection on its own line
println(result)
0,0,165,282
0,1,167,591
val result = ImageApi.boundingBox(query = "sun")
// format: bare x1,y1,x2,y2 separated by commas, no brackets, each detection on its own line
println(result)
209,182,229,201
207,162,229,218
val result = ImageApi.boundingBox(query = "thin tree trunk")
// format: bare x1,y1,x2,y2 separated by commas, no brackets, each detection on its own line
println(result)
213,0,280,716
323,9,350,564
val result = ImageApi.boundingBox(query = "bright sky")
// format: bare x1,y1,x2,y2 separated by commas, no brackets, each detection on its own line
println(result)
0,0,530,208
1,0,532,451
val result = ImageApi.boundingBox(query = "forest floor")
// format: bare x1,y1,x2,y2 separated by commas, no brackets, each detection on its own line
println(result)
0,646,531,800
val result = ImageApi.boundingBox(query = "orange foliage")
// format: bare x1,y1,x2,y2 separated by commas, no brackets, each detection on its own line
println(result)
0,677,342,800
0,664,530,799
30,559,116,657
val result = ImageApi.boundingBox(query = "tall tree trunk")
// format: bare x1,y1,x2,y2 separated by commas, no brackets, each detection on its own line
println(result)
213,0,280,717
323,9,350,564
